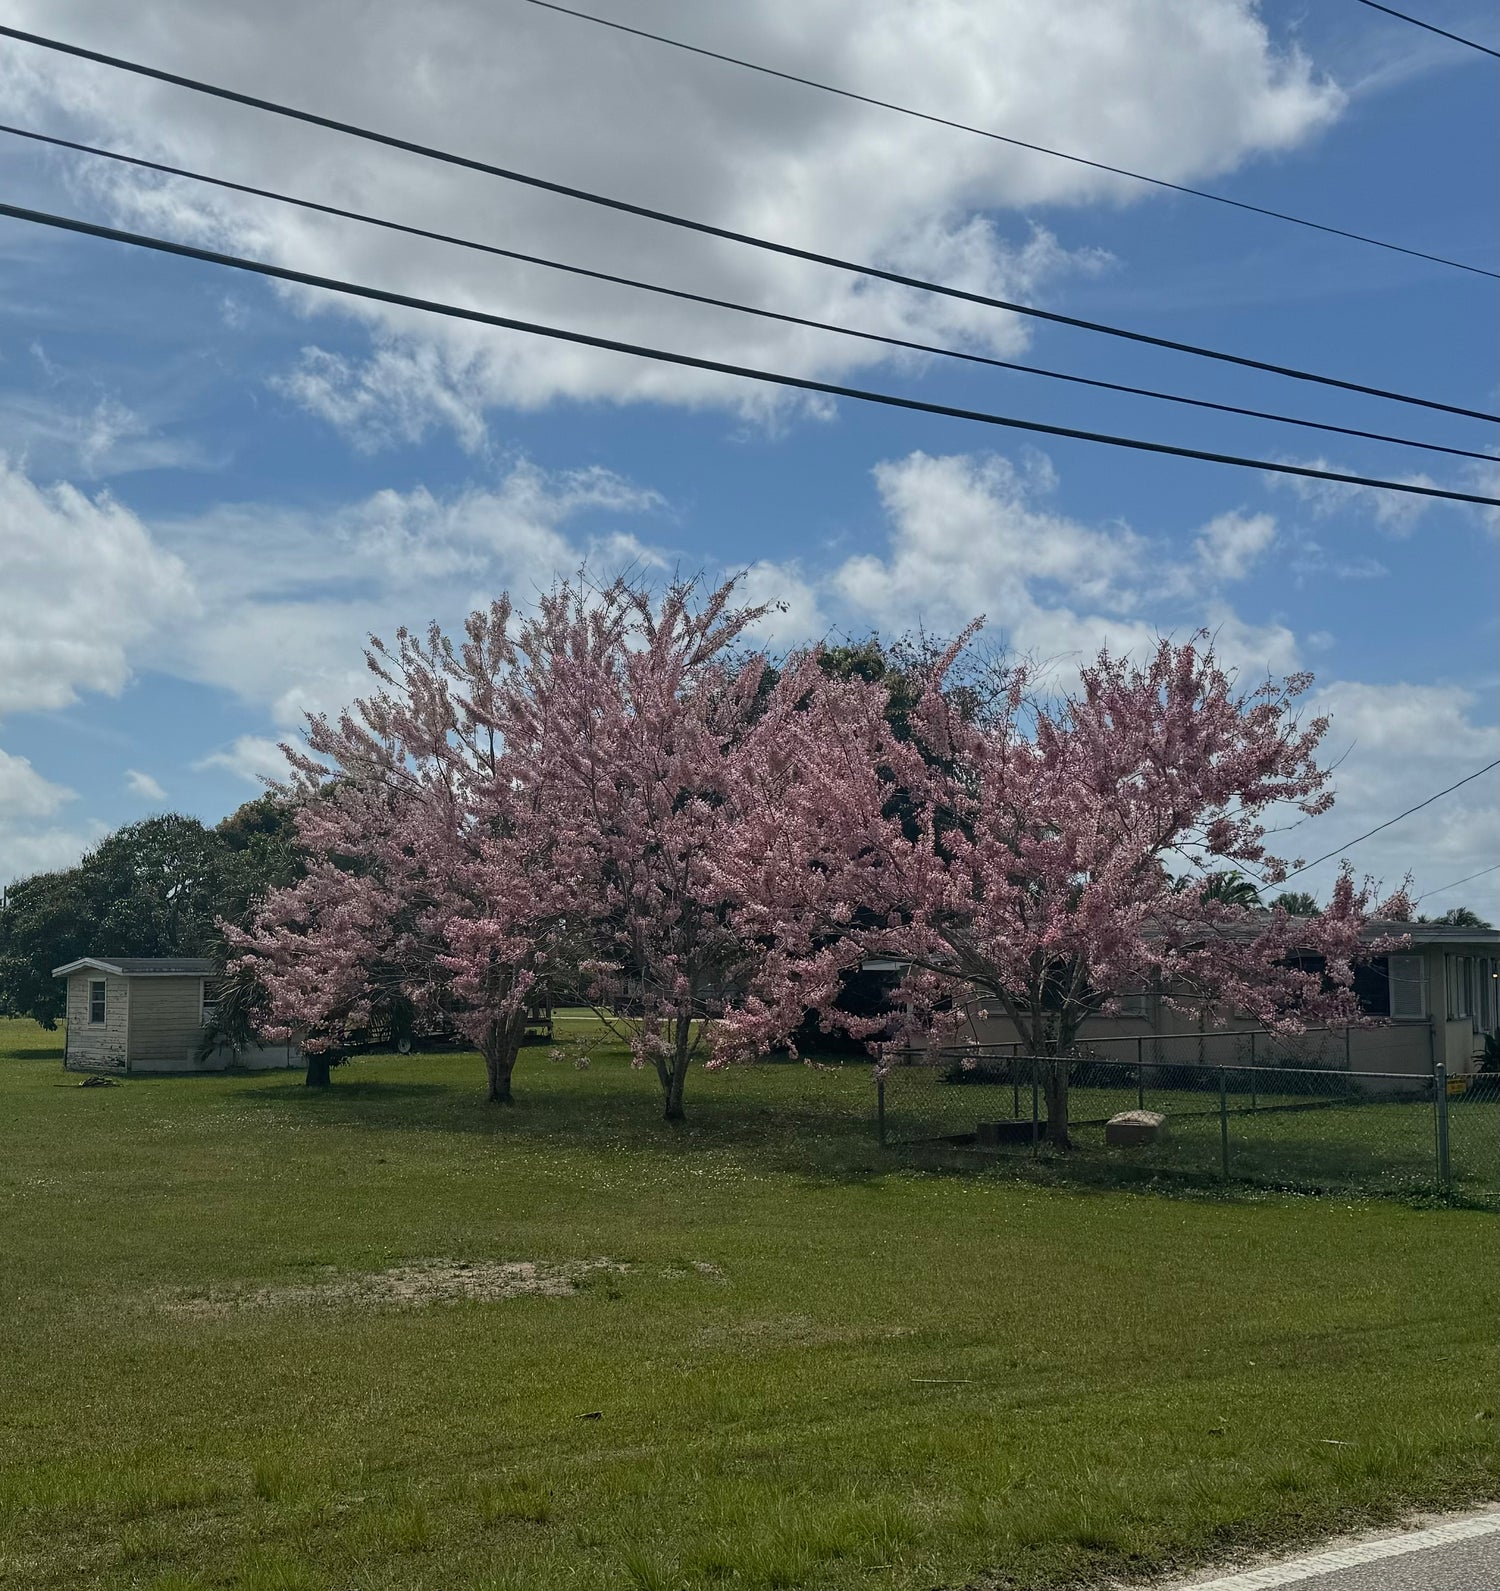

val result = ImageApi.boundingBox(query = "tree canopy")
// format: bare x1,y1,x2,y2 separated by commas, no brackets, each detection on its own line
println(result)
718,630,1408,1145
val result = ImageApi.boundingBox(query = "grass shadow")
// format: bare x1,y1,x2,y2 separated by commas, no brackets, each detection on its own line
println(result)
216,1049,898,1186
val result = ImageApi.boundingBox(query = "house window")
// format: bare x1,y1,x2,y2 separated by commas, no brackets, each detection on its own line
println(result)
1388,954,1425,1019
1446,955,1471,1021
1458,955,1499,1034
201,979,220,1028
88,980,106,1024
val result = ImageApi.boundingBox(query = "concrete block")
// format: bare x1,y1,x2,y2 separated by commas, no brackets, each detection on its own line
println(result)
976,1118,1041,1146
1105,1109,1168,1147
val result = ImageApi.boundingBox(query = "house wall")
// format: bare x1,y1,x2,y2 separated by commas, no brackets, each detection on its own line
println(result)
193,1039,302,1072
962,986,1437,1079
64,971,129,1071
127,977,210,1068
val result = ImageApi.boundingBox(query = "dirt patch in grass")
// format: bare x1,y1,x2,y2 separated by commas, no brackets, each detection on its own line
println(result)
162,1258,626,1316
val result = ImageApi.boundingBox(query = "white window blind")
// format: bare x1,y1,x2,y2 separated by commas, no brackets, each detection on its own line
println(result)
1389,954,1425,1019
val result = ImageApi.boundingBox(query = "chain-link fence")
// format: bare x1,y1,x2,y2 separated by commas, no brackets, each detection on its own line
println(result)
876,1045,1498,1204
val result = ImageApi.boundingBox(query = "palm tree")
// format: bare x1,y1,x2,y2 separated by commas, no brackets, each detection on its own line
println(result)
1186,871,1263,908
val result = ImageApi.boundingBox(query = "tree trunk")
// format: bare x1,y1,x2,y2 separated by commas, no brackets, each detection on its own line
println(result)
662,1011,692,1122
485,1047,514,1103
482,1012,527,1104
1043,1057,1071,1149
1025,1011,1075,1150
305,1052,333,1089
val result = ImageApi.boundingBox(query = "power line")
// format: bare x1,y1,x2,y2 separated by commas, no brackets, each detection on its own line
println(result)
3,199,1497,509
1414,863,1500,904
1353,1,1500,58
524,0,1499,281
6,121,1491,468
1,24,1494,427
1281,759,1500,882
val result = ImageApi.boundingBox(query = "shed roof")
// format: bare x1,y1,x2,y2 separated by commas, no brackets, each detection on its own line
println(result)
52,957,216,979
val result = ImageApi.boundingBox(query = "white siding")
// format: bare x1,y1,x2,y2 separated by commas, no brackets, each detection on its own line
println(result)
127,977,208,1067
64,972,128,1071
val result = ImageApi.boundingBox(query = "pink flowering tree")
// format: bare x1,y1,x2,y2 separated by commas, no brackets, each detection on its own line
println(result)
509,575,803,1121
722,632,1408,1146
228,601,564,1099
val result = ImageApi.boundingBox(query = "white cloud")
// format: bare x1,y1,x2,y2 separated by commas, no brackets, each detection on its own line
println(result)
1286,537,1389,584
0,821,106,886
146,456,665,726
0,457,195,715
824,449,1299,676
0,744,96,885
0,389,214,481
1193,510,1277,583
1278,682,1500,921
195,735,293,787
0,747,72,819
1264,457,1497,538
0,0,1344,446
738,560,830,648
123,768,167,801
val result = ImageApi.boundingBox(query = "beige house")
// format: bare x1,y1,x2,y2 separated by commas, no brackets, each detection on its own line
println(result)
53,957,300,1075
963,921,1500,1079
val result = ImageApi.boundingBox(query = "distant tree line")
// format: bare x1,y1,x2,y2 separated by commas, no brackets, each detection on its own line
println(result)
0,798,302,1028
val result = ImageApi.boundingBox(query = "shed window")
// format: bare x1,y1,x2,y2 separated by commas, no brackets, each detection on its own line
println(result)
1388,954,1425,1019
88,980,106,1024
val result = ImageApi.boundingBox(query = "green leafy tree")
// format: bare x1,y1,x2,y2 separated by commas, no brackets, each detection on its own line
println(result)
1270,890,1320,916
0,870,89,1028
0,800,303,1028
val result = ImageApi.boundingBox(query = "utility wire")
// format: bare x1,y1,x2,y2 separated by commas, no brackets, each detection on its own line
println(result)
1353,1,1500,58
3,199,1497,510
1,24,1494,426
6,121,1491,467
1414,863,1500,904
1281,759,1500,882
524,0,1499,280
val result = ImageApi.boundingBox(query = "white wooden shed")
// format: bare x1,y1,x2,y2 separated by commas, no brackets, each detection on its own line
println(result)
52,957,300,1074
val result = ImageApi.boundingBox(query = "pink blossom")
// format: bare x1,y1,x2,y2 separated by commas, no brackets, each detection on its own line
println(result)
718,631,1396,1146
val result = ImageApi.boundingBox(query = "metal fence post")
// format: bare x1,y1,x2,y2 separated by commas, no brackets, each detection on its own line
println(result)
1249,1031,1258,1111
1136,1036,1145,1109
1031,1061,1040,1155
1219,1068,1230,1182
877,1074,886,1146
1434,1060,1450,1193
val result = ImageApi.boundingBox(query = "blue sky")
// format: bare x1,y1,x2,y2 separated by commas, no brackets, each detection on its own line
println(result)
1,0,1496,916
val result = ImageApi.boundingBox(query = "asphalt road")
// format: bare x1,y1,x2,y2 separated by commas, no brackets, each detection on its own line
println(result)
1156,1510,1499,1591
1290,1531,1498,1591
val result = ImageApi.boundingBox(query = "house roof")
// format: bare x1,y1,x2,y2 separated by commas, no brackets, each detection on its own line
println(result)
52,957,216,979
1363,920,1499,948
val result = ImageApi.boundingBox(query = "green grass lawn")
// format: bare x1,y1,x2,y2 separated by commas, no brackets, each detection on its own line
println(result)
0,1013,1495,1591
